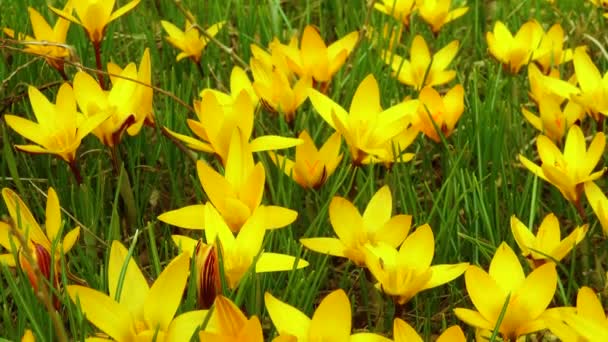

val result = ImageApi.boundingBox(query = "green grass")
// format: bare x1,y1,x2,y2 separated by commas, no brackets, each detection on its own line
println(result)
1,0,608,341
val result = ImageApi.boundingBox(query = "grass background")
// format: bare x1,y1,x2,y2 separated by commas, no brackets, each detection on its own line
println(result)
1,0,607,340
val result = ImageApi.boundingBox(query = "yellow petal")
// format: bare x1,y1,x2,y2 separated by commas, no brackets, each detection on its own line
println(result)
143,252,191,331
308,88,349,129
584,181,608,234
61,227,80,254
510,215,536,256
4,115,50,149
158,204,205,230
255,252,308,273
171,235,199,254
108,0,141,23
108,241,149,320
2,188,48,250
362,185,392,231
510,262,557,325
249,136,303,152
398,224,434,270
44,188,61,244
453,308,494,331
464,265,506,325
265,292,311,340
393,318,422,342
436,325,466,342
329,197,364,247
300,238,347,258
197,161,234,213
349,74,382,122
256,206,298,229
422,263,468,290
67,285,134,341
166,310,210,342
489,242,525,293
309,289,351,341
207,295,247,335
374,214,412,248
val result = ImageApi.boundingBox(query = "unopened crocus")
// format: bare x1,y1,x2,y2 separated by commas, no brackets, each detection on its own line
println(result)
454,242,558,340
486,20,544,74
301,186,412,266
393,318,466,342
584,181,608,235
364,224,468,304
417,0,469,33
510,213,587,268
161,20,225,63
374,0,417,27
270,130,343,189
519,125,605,204
414,84,464,142
199,296,264,341
383,35,459,90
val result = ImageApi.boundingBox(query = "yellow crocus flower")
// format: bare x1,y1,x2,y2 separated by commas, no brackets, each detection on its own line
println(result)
4,83,108,168
364,224,468,304
160,20,225,63
279,25,359,83
519,125,606,204
510,213,588,268
486,20,544,74
393,318,466,342
584,181,608,235
531,23,575,73
200,66,258,108
3,4,72,75
414,84,465,142
571,47,608,120
417,0,469,33
301,185,413,266
199,296,264,341
171,203,308,289
159,130,298,232
384,35,459,90
374,0,417,27
21,330,35,342
269,130,343,189
68,241,208,341
547,286,608,341
51,0,140,44
454,242,558,340
308,74,419,164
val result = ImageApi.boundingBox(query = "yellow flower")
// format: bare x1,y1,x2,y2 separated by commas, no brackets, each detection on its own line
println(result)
160,20,225,63
250,37,296,80
0,187,80,307
417,0,469,33
3,4,72,74
510,213,587,268
393,318,466,342
383,35,459,90
21,330,35,342
199,296,264,342
454,242,558,340
251,58,311,122
165,91,301,165
531,23,575,73
68,241,207,341
301,186,413,266
546,286,608,341
269,130,343,189
190,241,220,309
364,224,468,304
308,74,419,164
519,125,606,204
374,0,417,27
51,0,140,44
73,68,140,147
279,25,359,83
486,20,544,74
414,84,464,142
4,83,108,166
570,47,608,120
266,289,386,341
171,203,308,289
366,23,403,53
107,48,154,131
200,66,258,108
159,131,298,232
584,181,608,235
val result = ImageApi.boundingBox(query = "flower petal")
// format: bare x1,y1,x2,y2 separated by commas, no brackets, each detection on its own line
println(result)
255,252,308,273
158,204,205,230
489,242,525,293
108,240,149,320
309,289,351,341
362,185,392,231
265,292,311,340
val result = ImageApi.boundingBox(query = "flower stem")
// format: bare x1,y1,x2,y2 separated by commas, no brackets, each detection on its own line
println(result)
68,160,83,185
93,41,106,90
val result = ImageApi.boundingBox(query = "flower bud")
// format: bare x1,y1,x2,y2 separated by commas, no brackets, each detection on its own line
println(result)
194,240,221,309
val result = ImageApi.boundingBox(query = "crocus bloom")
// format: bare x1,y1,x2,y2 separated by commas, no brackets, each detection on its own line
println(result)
200,66,258,107
171,203,308,289
414,84,464,142
160,20,224,63
68,241,208,341
519,125,605,204
546,286,608,340
364,224,468,304
308,74,419,164
393,318,466,342
0,187,80,307
522,90,583,144
486,20,544,74
191,241,220,309
279,25,359,83
165,91,301,164
4,83,108,165
374,0,417,27
383,35,459,90
270,130,343,189
107,48,154,131
51,0,141,44
510,213,587,268
73,68,140,147
570,47,608,120
266,289,386,341
199,296,264,341
301,186,413,266
159,131,298,232
417,0,469,33
3,5,72,74
531,23,574,73
584,181,608,235
21,330,35,342
454,242,558,340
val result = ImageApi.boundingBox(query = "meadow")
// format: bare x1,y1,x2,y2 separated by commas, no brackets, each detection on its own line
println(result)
0,0,608,341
